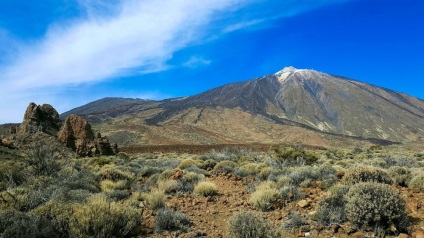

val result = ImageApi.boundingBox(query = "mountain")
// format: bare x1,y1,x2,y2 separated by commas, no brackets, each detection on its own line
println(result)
61,67,424,147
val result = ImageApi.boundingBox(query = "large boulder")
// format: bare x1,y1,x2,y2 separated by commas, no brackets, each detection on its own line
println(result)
58,114,118,157
18,103,62,135
57,114,95,150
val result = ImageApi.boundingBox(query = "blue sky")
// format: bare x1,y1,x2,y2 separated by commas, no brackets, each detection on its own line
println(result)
0,0,423,123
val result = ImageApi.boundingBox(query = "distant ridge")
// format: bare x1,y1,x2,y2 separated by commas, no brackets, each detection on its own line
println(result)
61,67,424,146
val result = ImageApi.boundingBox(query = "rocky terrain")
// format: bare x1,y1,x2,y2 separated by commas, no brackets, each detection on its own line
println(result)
61,67,424,149
2,103,118,157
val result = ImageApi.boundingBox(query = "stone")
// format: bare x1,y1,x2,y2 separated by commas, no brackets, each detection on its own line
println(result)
413,228,424,238
397,233,409,238
58,114,118,157
58,114,95,150
298,200,310,208
18,102,62,135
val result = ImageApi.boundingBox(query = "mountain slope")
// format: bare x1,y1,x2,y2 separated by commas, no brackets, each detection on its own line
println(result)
61,67,424,145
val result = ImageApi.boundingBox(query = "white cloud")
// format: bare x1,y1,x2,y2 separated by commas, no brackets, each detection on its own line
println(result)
0,0,353,123
0,0,242,123
183,56,211,68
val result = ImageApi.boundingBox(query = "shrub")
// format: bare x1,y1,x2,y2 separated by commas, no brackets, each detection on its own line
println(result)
235,163,260,177
176,172,205,193
281,212,307,232
99,167,134,181
279,185,301,203
57,168,100,194
178,159,200,170
158,169,177,182
341,167,392,185
69,195,140,238
0,210,58,238
105,190,131,201
388,166,412,187
194,181,218,196
100,179,128,192
24,141,63,176
33,201,74,236
315,185,349,227
139,166,162,177
227,211,281,238
87,157,113,167
1,187,47,211
144,189,166,210
345,182,407,233
198,159,217,170
0,161,27,189
214,160,237,173
408,174,424,192
277,176,293,187
259,167,272,180
250,182,279,211
158,180,179,194
155,208,191,232
272,146,318,166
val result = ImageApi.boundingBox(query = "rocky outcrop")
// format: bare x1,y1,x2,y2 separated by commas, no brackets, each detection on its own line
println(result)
18,103,62,135
58,114,118,157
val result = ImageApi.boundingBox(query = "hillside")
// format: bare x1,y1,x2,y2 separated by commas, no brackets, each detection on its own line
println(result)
61,67,424,147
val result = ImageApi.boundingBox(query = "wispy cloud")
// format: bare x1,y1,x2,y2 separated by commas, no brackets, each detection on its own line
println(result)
183,56,212,68
0,0,353,123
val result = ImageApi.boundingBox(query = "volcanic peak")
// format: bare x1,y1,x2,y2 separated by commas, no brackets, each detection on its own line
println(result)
275,66,329,84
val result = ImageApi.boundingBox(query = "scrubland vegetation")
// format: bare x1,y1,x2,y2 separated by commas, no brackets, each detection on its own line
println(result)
1,142,424,237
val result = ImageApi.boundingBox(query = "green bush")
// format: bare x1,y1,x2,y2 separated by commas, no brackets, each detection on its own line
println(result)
408,174,424,192
345,182,407,233
214,160,237,173
69,195,140,238
57,168,100,194
315,185,349,227
198,159,217,170
154,208,191,233
249,182,279,211
388,166,412,187
158,169,177,182
100,179,128,192
24,141,63,176
178,159,200,170
0,210,58,238
272,146,318,166
159,180,179,194
99,167,134,182
341,167,392,185
33,201,74,236
281,212,307,232
139,166,162,177
144,189,166,210
279,184,301,203
194,181,218,196
0,161,27,190
227,211,281,238
235,163,261,177
176,172,205,193
87,157,113,167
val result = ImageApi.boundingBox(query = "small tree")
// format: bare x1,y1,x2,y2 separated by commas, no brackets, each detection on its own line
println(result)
24,140,64,176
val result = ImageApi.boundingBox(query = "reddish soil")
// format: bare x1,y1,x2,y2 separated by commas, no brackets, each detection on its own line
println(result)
140,174,424,238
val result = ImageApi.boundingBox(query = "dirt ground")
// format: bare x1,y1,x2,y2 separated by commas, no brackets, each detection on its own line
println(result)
140,173,424,238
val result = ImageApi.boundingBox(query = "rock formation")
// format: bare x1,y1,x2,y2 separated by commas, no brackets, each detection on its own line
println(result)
57,114,118,157
18,103,62,135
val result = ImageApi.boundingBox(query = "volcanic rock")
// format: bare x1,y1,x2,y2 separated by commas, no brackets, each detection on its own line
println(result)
58,114,117,157
18,102,62,135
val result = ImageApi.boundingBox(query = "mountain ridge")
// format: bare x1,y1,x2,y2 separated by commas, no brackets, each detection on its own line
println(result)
61,67,424,145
